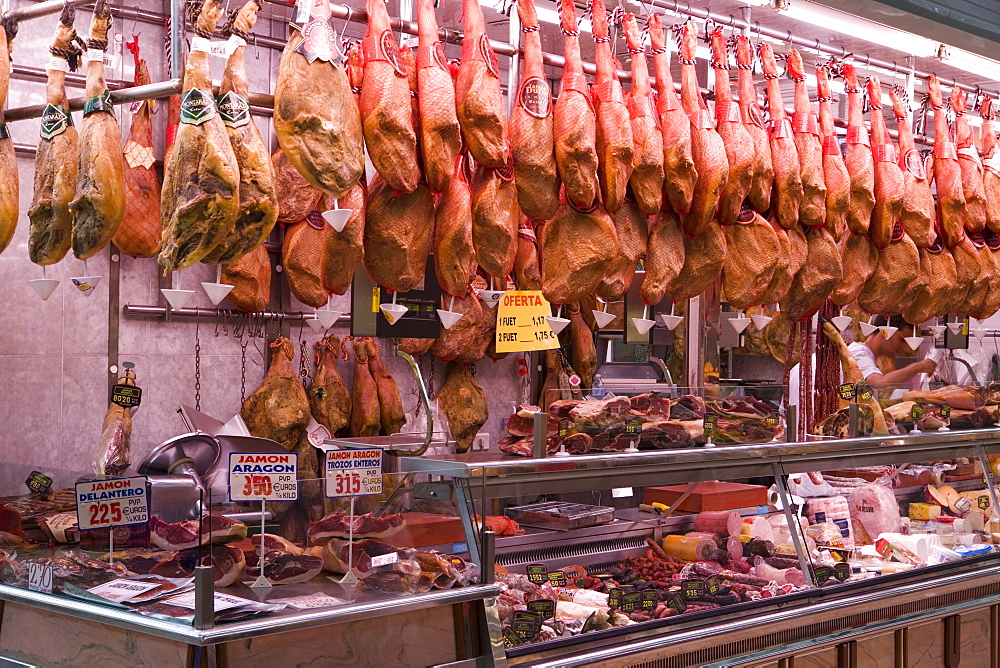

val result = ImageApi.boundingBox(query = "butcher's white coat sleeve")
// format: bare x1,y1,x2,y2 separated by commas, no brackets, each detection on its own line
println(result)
848,342,881,380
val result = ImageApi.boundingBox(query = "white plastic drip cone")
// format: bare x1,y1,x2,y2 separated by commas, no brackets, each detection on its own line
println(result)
591,309,618,329
201,282,234,305
859,321,879,337
70,276,102,296
28,278,60,301
831,315,853,332
750,314,772,330
161,288,196,310
546,316,570,335
437,309,463,329
904,336,925,351
729,317,752,334
322,208,353,233
632,317,656,335
380,303,408,324
316,309,342,329
659,314,683,330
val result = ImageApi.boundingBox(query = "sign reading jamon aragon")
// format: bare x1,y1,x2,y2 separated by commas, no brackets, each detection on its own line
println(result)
228,452,298,502
494,291,561,354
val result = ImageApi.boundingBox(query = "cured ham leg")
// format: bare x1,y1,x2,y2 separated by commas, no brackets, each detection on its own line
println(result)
815,63,847,241
514,219,542,290
782,225,842,321
351,339,381,437
28,7,78,265
928,75,966,247
842,64,874,236
722,210,779,309
363,177,434,293
159,0,240,270
434,156,476,297
678,21,727,237
203,0,277,264
310,336,351,437
831,232,877,306
888,85,935,248
323,182,366,295
866,77,904,250
759,43,801,230
641,209,685,305
553,0,598,211
787,49,825,229
242,338,310,453
455,0,507,169
981,99,1000,233
540,202,617,305
622,14,663,216
416,0,461,194
590,0,632,214
903,242,959,325
598,200,647,300
649,14,696,216
858,223,921,316
709,27,753,226
437,364,487,453
735,36,772,215
952,87,987,234
366,339,405,435
472,163,519,284
822,321,888,434
71,0,125,260
0,18,16,255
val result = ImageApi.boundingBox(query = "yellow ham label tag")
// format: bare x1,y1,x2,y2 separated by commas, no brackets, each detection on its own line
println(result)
123,140,155,169
494,291,560,353
371,287,380,313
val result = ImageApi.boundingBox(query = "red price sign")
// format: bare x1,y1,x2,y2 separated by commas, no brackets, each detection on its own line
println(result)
28,562,53,593
228,453,298,501
75,476,148,530
325,449,383,498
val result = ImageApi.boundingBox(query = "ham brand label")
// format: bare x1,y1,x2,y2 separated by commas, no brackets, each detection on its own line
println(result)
84,90,114,118
325,448,383,497
846,125,870,146
75,476,148,530
494,291,561,353
904,149,927,179
518,77,550,118
297,18,344,64
217,92,251,128
180,88,217,126
40,104,72,140
228,452,298,502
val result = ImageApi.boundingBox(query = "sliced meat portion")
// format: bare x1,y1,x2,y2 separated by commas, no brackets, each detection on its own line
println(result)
455,0,507,168
245,550,322,584
866,77,904,250
928,75,966,247
308,511,405,545
888,85,935,248
622,14,663,216
710,27,753,226
842,64,875,236
149,515,248,551
590,0,632,214
787,48,825,229
816,62,847,241
952,87,987,234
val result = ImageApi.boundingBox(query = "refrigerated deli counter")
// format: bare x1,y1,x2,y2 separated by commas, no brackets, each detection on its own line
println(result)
4,430,1000,667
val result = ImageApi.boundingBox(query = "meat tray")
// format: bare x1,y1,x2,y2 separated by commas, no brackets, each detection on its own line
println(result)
505,501,615,531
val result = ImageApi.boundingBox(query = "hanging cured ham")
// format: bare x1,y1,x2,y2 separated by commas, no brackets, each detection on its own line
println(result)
723,210,779,310
222,244,270,312
434,157,476,297
641,210,685,305
980,98,1000,233
360,0,420,193
274,0,364,198
514,220,542,290
273,149,321,224
598,200,647,300
553,0,598,212
736,35,772,215
366,339,405,435
831,232,877,307
787,49,825,230
967,231,1000,319
759,43,800,230
928,75,966,247
815,63,847,241
887,85,935,248
0,18,16,256
350,340,381,437
28,7,79,265
710,27,753,226
243,338,311,453
903,241,958,325
781,225,842,321
509,0,559,220
952,87,987,234
455,0,507,169
416,0,461,194
678,21,727,237
590,0,632,214
539,201,617,305
432,293,492,364
866,77,904,250
666,222,726,302
323,182,366,296
472,163,519,284
620,14,662,216
858,223,921,316
203,0,277,264
841,64,874,236
159,0,240,270
283,201,329,308
363,177,434,293
114,38,160,258
756,220,793,305
437,364,487,453
310,336,351,437
71,0,125,260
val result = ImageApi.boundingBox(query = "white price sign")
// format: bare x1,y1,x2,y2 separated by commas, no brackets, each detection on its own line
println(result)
228,452,298,502
27,562,53,593
87,579,160,603
75,476,149,530
325,448,383,498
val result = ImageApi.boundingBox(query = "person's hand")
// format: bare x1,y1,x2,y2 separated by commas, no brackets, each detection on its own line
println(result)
914,358,937,375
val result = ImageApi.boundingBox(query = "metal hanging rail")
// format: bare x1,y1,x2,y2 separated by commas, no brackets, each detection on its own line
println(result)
3,0,92,22
123,304,349,323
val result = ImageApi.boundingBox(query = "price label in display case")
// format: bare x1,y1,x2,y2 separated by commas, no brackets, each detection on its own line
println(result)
27,562,53,594
325,449,383,497
228,453,298,502
75,476,148,530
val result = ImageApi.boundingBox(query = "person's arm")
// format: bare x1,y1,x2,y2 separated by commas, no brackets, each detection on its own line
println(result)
865,359,937,390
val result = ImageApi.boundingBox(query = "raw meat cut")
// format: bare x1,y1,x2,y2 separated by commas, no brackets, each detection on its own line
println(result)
434,156,476,296
755,219,793,305
416,0,461,194
858,224,921,316
952,87,987,234
28,7,78,265
678,21,727,237
590,0,633,214
159,0,239,270
147,546,247,587
568,303,596,389
273,149,321,224
723,209,779,309
842,64,875,236
308,511,405,544
598,200,647,300
759,42,801,231
815,62,848,241
928,76,966,247
787,49,825,229
472,163,518,283
360,0,420,192
622,14,663,216
350,339,381,437
366,338,405,435
888,85,935,248
641,209,685,305
245,550,322,584
282,205,328,308
981,98,1000,233
903,241,958,325
509,0,559,220
781,225,842,321
821,321,888,434
222,244,270,312
363,177,434,293
569,396,631,427
114,38,159,258
71,0,125,260
309,336,351,437
203,0,277,263
455,0,507,169
274,0,364,199
736,35,772,215
242,337,310,453
0,18,14,255
506,405,556,437
323,181,366,295
831,232,877,306
710,27,753,226
514,219,542,290
432,293,492,364
866,77,904,250
649,14,696,216
149,515,248,551
539,200,617,304
438,364,488,453
666,220,726,301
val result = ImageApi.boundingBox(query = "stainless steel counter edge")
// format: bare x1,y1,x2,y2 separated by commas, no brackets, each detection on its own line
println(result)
0,583,499,646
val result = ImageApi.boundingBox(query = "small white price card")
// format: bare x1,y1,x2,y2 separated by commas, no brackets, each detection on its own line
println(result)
27,562,53,594
325,449,383,498
162,590,255,612
75,476,149,530
370,552,398,568
228,452,298,502
273,593,343,610
88,579,160,603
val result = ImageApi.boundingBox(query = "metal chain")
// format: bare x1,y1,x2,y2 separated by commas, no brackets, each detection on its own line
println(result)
240,338,248,404
194,316,202,411
299,338,311,387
